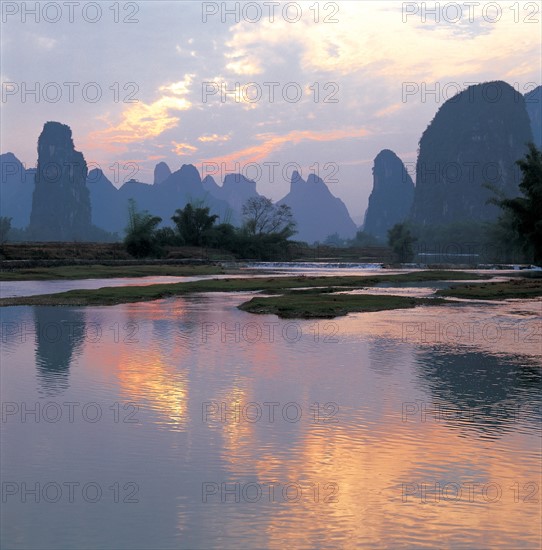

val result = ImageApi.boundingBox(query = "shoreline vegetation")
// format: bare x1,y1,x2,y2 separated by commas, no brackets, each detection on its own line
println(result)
436,278,542,300
0,264,230,281
2,270,541,319
1,259,538,282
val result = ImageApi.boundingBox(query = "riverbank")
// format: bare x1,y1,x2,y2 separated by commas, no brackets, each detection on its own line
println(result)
0,241,392,269
437,277,542,300
0,263,229,281
241,276,542,318
238,292,445,318
2,270,540,318
0,270,482,309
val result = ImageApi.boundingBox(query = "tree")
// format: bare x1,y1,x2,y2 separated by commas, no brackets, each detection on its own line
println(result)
155,226,179,247
205,223,238,250
324,233,346,247
348,230,380,247
493,143,542,264
242,196,296,238
172,203,218,246
124,199,162,257
388,222,417,262
0,217,12,244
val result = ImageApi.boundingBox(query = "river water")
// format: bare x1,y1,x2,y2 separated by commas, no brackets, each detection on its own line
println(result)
1,266,540,549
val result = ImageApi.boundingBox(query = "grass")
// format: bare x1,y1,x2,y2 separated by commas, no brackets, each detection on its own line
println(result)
0,270,483,309
0,264,228,281
238,292,445,319
437,278,542,300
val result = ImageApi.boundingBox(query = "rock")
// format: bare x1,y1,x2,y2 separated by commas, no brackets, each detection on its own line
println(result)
525,85,541,148
88,164,234,234
201,173,260,224
363,149,414,240
410,81,533,225
0,152,34,228
29,122,92,240
278,172,357,243
87,168,124,234
153,161,172,184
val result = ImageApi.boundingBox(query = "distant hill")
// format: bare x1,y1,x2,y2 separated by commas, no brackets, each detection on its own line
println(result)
525,85,541,148
363,149,414,240
86,168,124,234
202,173,260,223
29,121,93,240
410,81,533,226
87,163,234,234
12,81,538,245
278,171,357,243
0,152,35,228
154,161,172,184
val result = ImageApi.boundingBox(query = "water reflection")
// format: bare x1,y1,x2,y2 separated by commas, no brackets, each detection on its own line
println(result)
34,307,85,396
0,296,540,549
414,348,542,436
367,337,413,376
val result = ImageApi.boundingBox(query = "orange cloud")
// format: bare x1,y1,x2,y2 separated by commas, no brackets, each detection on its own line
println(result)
375,102,404,118
198,134,231,143
200,128,370,166
87,75,195,153
172,141,198,156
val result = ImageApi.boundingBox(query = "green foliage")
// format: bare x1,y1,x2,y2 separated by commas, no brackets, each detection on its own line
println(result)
3,271,483,307
388,222,417,262
406,220,528,264
483,215,527,263
172,203,218,246
222,207,234,225
493,143,542,264
122,197,298,261
205,223,238,250
348,230,381,247
324,233,346,247
124,199,162,258
320,230,382,249
205,222,293,260
154,226,179,247
0,217,12,243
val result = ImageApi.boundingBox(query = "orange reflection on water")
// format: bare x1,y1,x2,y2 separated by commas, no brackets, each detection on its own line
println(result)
210,403,541,548
80,298,540,548
117,350,189,431
98,303,191,431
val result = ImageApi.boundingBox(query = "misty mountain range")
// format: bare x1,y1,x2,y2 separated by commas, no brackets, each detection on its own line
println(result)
0,81,540,244
1,129,358,243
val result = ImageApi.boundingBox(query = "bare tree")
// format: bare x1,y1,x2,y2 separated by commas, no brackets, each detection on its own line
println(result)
242,196,296,237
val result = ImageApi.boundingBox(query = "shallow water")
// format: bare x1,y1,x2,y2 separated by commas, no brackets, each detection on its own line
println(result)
0,274,237,299
0,263,523,299
1,269,541,549
0,264,404,299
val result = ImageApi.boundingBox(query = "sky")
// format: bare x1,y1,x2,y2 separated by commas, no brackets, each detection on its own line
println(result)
1,0,540,223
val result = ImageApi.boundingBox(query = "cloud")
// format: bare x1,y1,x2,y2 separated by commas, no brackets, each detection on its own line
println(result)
88,75,195,152
172,141,198,156
222,2,541,82
158,74,197,97
175,45,196,57
224,50,263,75
198,134,231,143
34,35,57,50
201,127,370,165
375,103,404,118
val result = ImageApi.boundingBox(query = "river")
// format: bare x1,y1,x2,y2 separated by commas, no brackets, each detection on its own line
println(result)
1,265,540,548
